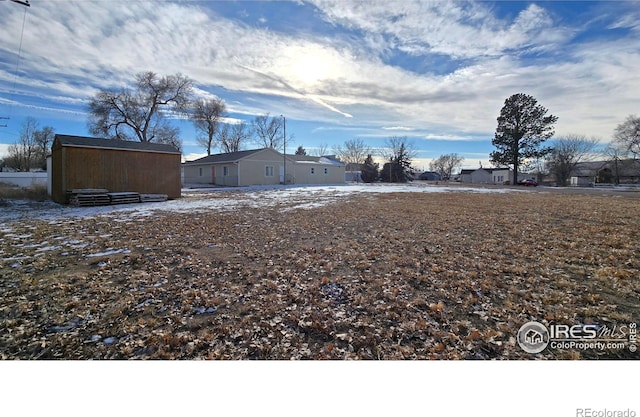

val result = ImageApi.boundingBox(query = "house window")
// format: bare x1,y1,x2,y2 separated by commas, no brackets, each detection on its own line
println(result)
223,166,229,176
324,168,328,175
199,167,203,177
265,166,274,177
311,167,315,174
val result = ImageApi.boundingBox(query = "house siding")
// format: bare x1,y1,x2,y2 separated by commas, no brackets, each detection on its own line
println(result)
238,158,282,186
292,163,344,184
183,148,345,187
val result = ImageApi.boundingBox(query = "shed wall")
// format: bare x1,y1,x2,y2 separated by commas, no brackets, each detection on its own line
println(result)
52,146,180,203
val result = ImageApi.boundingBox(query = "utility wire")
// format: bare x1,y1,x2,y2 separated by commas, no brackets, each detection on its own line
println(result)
1,1,30,129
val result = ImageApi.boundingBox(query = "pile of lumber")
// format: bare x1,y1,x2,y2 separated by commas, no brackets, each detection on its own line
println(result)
68,189,110,207
66,189,168,206
140,194,168,203
108,192,141,205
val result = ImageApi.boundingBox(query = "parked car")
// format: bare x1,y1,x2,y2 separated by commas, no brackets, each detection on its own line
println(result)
518,179,538,187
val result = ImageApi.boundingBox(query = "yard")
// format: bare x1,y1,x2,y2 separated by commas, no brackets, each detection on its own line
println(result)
1,183,638,359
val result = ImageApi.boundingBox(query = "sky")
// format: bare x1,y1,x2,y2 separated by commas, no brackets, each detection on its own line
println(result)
1,0,639,170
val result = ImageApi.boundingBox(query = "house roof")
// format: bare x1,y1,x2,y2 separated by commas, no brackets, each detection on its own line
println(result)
184,149,345,166
289,155,344,166
54,134,181,154
461,167,510,175
572,159,640,177
183,148,270,165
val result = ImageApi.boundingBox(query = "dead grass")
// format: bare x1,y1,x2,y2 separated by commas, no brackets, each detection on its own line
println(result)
0,182,49,202
0,190,638,359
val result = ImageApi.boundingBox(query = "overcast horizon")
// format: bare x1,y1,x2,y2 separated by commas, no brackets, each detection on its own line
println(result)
1,0,639,170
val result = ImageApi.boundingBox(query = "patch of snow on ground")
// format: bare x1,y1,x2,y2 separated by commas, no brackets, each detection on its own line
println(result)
0,183,519,223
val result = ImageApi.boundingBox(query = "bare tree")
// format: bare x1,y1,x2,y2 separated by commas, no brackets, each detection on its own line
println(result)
191,98,226,156
546,134,598,186
252,113,284,150
33,125,55,169
217,122,251,153
429,153,464,180
5,117,53,171
613,114,640,158
88,71,193,150
333,138,370,168
603,143,626,185
312,142,329,157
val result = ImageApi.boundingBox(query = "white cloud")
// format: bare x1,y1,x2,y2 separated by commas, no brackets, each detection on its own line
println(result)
308,1,571,59
0,0,638,147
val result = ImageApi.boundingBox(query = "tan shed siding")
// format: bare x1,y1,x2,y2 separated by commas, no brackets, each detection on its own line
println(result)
52,143,181,202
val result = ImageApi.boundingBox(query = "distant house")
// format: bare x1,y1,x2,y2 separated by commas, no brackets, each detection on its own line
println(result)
288,154,346,185
570,159,640,186
458,169,474,183
344,162,362,182
182,148,345,187
417,171,441,181
51,134,181,204
458,167,519,185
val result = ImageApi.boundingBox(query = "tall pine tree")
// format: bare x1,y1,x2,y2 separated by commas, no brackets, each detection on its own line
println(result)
490,93,557,184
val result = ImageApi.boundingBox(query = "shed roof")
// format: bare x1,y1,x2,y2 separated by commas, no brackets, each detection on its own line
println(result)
54,134,181,154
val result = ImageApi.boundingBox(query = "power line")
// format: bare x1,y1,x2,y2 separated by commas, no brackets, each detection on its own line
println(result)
2,1,30,7
1,0,31,129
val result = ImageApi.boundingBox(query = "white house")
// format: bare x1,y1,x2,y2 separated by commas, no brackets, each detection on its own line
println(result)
182,148,345,187
459,167,523,185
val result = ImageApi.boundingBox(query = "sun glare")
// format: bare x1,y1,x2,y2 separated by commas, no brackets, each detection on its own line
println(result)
289,50,334,85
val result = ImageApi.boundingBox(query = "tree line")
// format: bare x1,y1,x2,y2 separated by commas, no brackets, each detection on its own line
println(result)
87,71,294,155
2,71,638,183
490,92,640,186
1,117,54,172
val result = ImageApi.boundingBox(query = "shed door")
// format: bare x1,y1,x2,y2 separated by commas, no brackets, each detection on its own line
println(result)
211,166,216,184
279,166,284,183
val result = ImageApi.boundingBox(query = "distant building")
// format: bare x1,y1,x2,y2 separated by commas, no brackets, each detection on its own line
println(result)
569,159,640,186
458,167,522,185
182,148,345,187
417,171,441,181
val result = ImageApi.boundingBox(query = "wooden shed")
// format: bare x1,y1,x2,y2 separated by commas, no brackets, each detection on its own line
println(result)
51,134,181,204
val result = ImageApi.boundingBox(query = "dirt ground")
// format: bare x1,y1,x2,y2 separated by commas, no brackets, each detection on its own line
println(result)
1,188,638,359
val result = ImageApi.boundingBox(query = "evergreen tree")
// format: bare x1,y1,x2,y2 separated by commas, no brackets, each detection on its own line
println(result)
490,93,557,184
360,154,379,183
295,145,307,155
380,140,414,182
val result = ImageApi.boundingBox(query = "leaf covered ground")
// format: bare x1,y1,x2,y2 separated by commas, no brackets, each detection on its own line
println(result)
1,187,638,359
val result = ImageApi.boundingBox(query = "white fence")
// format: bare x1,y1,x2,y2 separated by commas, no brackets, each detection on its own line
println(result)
0,172,48,188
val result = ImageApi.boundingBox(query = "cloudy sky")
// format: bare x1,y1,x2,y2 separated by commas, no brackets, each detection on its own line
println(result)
1,0,639,169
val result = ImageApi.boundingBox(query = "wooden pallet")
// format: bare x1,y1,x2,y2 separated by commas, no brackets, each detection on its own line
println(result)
108,192,141,205
69,188,109,194
69,193,111,207
140,194,168,203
